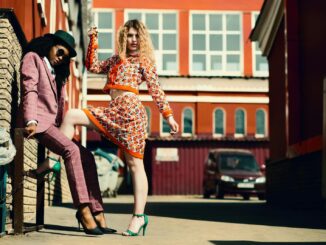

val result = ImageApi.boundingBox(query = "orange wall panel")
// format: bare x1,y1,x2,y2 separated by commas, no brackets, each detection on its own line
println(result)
179,10,189,75
243,12,253,77
94,0,263,11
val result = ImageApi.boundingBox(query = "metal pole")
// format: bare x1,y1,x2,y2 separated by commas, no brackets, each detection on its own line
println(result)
81,69,87,147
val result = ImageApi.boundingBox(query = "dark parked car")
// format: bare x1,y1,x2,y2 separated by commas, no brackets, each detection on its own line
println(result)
203,148,266,200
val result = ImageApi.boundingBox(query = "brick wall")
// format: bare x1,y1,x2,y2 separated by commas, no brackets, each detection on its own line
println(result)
0,18,24,233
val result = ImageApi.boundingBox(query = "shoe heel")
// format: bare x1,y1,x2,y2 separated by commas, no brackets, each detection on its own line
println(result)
142,224,147,236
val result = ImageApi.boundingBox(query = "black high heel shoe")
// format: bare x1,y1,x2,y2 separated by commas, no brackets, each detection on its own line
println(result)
75,210,103,235
93,212,117,234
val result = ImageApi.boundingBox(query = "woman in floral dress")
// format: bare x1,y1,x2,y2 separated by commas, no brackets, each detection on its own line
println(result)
59,19,179,236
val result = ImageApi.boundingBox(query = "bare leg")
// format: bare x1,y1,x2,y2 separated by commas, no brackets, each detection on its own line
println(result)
60,109,97,140
122,152,148,235
35,109,94,173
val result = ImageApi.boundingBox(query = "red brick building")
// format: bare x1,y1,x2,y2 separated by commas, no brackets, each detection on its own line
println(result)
251,0,326,208
87,0,269,194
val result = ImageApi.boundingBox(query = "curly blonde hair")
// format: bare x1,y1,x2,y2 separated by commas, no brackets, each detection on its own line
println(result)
117,19,155,64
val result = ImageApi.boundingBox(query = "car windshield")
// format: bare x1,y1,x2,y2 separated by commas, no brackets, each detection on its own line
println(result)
219,154,259,172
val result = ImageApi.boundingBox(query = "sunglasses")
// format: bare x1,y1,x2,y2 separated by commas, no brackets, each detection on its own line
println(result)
56,48,70,62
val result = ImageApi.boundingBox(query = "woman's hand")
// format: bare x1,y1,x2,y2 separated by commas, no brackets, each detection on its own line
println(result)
87,27,98,37
167,116,179,135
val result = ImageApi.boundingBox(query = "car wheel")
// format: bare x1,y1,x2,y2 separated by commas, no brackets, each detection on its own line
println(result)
258,194,266,200
215,184,224,199
242,194,250,200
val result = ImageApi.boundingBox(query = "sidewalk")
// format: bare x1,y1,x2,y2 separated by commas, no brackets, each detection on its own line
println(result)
1,195,326,245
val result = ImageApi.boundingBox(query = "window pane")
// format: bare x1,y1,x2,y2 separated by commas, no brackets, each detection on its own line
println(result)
226,34,240,51
98,32,112,49
163,54,177,70
256,110,265,135
183,109,193,134
98,52,111,61
163,34,176,50
211,55,222,70
226,14,240,31
192,55,206,71
193,34,206,50
98,12,112,29
163,13,176,30
226,55,240,71
235,109,245,134
146,13,159,29
256,55,268,72
163,120,170,133
150,33,159,50
193,14,205,30
210,34,222,51
214,109,224,134
145,107,151,134
209,14,222,31
128,13,141,20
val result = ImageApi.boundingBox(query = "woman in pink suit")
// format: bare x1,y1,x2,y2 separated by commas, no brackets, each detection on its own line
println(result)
59,20,179,236
21,30,116,235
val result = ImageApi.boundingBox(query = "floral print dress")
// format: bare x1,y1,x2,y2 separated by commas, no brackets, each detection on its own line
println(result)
84,38,173,159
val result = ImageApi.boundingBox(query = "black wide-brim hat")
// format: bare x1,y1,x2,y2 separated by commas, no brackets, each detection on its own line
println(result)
45,30,77,57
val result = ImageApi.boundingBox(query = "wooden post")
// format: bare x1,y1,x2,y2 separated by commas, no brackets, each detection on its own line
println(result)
12,129,24,234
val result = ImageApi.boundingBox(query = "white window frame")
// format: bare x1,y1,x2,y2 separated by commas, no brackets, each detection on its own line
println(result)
124,9,179,76
189,11,243,76
255,108,268,138
213,107,226,138
234,108,246,138
160,114,171,137
92,9,115,60
182,107,195,137
252,12,269,77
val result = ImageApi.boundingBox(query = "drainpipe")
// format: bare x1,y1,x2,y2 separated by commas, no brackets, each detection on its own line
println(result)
81,68,87,147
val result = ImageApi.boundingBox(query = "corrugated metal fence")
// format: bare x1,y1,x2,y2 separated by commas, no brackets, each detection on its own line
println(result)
145,139,269,195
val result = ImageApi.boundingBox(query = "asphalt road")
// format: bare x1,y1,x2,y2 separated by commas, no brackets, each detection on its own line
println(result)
1,195,326,245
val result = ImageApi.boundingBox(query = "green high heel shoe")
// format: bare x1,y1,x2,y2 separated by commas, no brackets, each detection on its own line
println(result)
27,157,61,182
122,214,148,236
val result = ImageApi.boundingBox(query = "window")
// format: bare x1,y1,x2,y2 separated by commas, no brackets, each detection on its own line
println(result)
145,107,151,135
252,13,268,76
256,109,266,137
190,12,242,76
213,108,225,136
182,108,194,136
235,109,245,136
125,10,178,75
160,115,171,136
92,10,115,61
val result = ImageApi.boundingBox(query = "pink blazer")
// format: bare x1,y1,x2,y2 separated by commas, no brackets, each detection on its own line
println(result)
20,52,65,133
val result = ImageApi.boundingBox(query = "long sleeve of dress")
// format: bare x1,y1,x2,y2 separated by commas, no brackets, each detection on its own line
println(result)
142,59,173,119
86,33,117,74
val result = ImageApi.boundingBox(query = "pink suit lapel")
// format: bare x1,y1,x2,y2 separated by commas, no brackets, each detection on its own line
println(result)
41,58,58,100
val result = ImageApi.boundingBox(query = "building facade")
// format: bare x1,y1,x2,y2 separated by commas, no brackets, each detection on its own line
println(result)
87,0,269,195
251,0,326,208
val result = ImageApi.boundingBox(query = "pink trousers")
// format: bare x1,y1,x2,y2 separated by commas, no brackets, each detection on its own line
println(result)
36,125,103,213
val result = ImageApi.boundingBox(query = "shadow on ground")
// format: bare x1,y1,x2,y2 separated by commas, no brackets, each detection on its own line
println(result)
59,197,326,230
209,242,326,245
